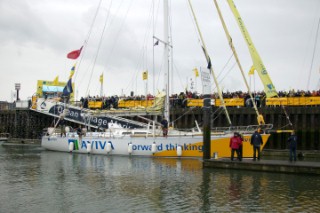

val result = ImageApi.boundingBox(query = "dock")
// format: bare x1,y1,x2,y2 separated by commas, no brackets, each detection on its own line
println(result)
0,133,10,141
203,158,320,175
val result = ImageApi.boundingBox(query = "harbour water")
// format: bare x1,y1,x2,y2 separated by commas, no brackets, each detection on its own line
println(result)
0,143,319,213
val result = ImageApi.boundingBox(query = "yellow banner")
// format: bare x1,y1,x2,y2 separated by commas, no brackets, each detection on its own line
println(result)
69,63,76,79
248,65,255,75
142,71,148,80
53,76,59,85
193,68,199,77
99,73,103,84
227,0,277,97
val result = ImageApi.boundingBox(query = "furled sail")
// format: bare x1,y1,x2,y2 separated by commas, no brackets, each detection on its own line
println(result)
227,0,277,98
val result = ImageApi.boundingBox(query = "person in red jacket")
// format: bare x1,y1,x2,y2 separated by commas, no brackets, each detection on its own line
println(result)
229,132,243,161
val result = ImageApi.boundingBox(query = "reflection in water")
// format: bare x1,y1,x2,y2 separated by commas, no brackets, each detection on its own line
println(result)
0,144,319,213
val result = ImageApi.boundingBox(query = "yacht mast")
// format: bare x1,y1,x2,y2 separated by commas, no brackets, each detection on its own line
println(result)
226,0,293,127
213,0,262,124
188,0,232,125
163,0,170,123
226,0,277,98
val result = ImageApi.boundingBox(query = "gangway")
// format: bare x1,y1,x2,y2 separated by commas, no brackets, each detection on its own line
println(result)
31,98,162,130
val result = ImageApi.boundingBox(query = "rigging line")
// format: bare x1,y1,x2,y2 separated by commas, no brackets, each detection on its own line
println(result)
135,47,153,96
153,0,162,38
124,0,161,95
170,107,195,124
278,123,291,130
124,51,142,92
318,67,320,89
280,105,293,127
103,0,131,68
188,0,232,125
82,0,127,95
307,17,320,90
92,0,128,95
219,61,237,84
185,0,203,53
299,1,320,89
155,51,165,92
169,0,174,95
74,0,103,82
172,62,187,93
140,1,156,69
188,0,231,125
214,0,262,125
78,59,95,90
211,61,236,93
185,0,234,84
280,7,320,129
85,0,113,97
124,53,144,94
127,2,154,83
299,23,318,88
152,0,155,96
92,0,127,95
151,0,162,96
216,52,234,80
141,0,161,83
124,48,150,94
123,2,155,94
153,0,162,94
174,53,233,95
211,107,225,123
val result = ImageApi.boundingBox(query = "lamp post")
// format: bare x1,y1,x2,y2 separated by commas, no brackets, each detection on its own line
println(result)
15,83,21,101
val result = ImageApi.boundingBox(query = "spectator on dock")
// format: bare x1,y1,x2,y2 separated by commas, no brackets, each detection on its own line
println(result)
251,128,263,161
229,132,242,161
287,131,298,162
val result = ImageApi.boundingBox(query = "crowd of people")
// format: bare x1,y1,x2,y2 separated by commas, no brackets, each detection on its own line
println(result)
79,96,120,110
78,89,320,109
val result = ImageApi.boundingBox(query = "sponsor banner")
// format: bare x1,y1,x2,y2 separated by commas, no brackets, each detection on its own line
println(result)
48,104,143,129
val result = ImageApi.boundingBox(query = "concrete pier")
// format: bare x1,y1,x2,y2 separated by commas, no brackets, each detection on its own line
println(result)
203,158,320,175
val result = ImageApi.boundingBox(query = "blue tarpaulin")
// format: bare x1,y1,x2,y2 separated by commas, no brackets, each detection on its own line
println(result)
42,85,64,92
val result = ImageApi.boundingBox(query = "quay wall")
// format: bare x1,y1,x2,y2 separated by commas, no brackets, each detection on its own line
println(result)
0,107,319,150
170,106,320,150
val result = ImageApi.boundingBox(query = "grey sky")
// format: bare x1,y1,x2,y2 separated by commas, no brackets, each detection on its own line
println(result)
0,0,319,101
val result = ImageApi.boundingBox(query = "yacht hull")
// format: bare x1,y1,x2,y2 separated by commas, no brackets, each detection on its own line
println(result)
42,133,270,158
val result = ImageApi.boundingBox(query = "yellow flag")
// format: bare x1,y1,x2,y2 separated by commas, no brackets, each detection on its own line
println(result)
53,76,59,85
248,65,255,75
99,73,103,84
142,71,148,80
193,68,199,77
227,0,278,98
69,63,76,79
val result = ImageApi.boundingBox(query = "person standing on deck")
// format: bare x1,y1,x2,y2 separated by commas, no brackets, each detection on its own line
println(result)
77,125,82,136
250,128,263,160
60,118,66,137
287,131,298,162
160,118,168,137
229,132,242,161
